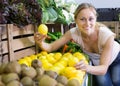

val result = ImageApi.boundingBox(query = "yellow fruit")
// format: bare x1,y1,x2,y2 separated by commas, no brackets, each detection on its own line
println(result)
61,67,77,78
29,55,37,60
40,51,48,56
47,55,56,64
73,52,86,61
42,61,53,70
38,24,48,35
63,52,72,57
68,57,79,67
68,77,83,85
54,62,65,69
24,57,32,66
18,59,29,66
53,52,62,61
39,56,47,61
59,60,68,67
75,70,86,79
49,66,62,74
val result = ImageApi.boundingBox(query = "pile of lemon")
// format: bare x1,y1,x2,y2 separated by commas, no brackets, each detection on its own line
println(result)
18,51,88,84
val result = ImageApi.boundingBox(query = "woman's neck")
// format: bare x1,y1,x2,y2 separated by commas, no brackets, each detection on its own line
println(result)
81,28,98,41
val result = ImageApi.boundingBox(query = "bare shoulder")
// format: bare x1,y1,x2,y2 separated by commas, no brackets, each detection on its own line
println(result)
63,30,72,39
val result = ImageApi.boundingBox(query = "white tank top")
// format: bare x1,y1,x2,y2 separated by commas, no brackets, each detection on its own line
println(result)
70,26,120,65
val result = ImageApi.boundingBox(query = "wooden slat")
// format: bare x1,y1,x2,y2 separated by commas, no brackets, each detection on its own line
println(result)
101,21,120,38
2,47,35,62
2,24,35,39
1,36,35,54
115,22,119,38
14,47,36,61
34,25,39,54
7,24,14,61
101,21,116,28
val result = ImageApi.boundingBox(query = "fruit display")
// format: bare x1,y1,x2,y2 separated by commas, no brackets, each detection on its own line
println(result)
0,51,89,86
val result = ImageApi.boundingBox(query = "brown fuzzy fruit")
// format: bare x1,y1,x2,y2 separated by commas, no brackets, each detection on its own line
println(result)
39,75,57,86
36,68,44,76
6,80,21,86
45,70,58,79
66,78,81,86
21,66,37,79
31,59,42,68
0,62,8,74
56,75,68,85
2,73,19,84
35,74,47,82
56,83,64,86
0,81,5,86
5,61,21,74
21,76,34,86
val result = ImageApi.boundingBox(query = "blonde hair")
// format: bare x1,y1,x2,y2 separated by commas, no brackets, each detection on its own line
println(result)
74,3,98,19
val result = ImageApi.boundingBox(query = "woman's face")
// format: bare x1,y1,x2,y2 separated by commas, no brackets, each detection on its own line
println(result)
75,8,97,35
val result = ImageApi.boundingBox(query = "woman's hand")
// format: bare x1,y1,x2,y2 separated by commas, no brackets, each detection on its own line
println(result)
34,32,47,45
75,60,89,72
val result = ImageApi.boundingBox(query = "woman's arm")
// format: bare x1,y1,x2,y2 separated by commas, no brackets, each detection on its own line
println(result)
34,31,72,52
75,35,115,75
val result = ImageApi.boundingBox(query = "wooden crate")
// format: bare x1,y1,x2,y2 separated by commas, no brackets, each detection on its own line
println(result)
101,21,120,38
0,22,119,62
0,24,37,62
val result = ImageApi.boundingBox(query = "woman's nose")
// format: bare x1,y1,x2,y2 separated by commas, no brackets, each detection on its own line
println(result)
85,20,90,26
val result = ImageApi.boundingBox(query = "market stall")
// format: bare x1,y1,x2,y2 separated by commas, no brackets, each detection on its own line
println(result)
0,0,120,86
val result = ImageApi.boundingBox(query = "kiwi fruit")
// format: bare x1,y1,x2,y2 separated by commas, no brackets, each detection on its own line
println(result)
35,74,47,82
2,73,19,84
6,80,21,86
5,61,21,74
66,78,81,86
21,66,37,79
21,64,28,70
0,62,8,74
0,81,5,86
56,82,64,86
21,76,34,86
0,75,2,81
31,59,42,68
36,67,44,76
56,75,68,85
45,70,58,79
39,75,57,86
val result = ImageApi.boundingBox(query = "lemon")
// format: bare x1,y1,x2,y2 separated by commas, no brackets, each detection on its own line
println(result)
38,24,48,35
18,59,29,66
24,56,32,66
68,57,79,67
53,52,62,61
61,67,77,78
47,55,56,64
40,51,48,56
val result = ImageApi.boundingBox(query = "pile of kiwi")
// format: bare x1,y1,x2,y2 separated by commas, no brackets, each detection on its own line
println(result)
0,59,82,86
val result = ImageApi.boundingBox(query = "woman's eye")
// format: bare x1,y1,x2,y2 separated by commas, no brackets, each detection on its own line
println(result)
89,18,94,21
80,18,86,21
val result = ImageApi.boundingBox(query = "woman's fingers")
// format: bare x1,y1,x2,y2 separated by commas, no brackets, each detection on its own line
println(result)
75,60,87,71
34,32,46,43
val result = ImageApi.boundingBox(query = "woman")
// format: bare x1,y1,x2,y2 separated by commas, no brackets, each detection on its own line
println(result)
34,3,120,86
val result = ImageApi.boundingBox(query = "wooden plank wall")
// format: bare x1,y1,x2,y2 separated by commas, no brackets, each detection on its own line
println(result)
101,21,120,38
0,21,120,62
0,24,36,62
